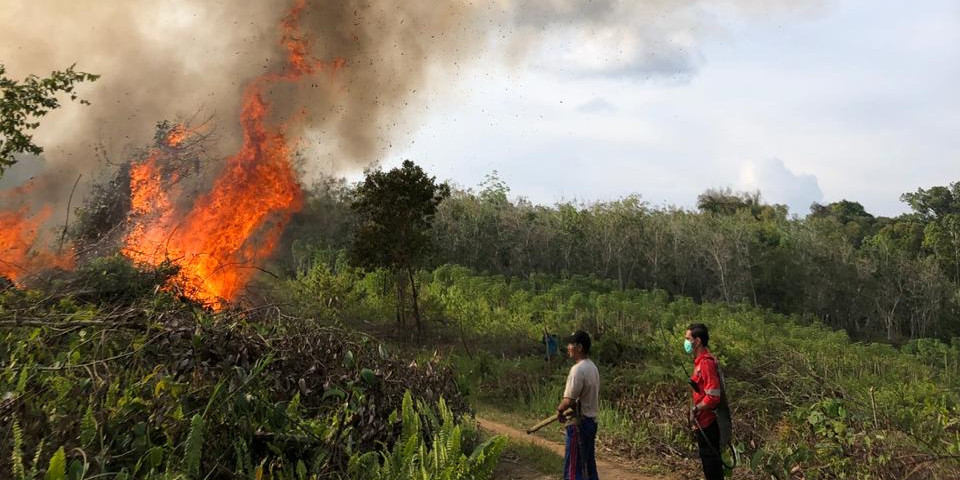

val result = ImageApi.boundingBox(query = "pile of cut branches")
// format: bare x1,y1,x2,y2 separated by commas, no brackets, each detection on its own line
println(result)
0,285,469,479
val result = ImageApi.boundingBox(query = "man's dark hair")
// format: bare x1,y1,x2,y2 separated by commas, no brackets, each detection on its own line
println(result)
565,330,591,354
687,323,710,347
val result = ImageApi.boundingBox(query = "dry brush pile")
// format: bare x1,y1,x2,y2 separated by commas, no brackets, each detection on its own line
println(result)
0,266,473,479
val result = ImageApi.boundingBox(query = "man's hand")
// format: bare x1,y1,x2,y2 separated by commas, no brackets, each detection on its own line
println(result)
556,397,574,424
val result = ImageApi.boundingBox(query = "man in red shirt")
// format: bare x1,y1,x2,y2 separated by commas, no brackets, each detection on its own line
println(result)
686,323,724,480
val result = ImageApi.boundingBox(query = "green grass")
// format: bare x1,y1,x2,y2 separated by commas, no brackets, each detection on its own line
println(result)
502,440,563,476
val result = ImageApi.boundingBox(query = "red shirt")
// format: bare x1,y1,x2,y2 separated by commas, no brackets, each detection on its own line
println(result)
691,349,723,427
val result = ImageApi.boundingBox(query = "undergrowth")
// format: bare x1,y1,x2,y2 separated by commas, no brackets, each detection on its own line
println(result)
0,280,500,479
280,257,960,480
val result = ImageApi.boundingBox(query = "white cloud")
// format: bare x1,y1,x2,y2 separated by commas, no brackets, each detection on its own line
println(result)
738,158,823,214
391,0,959,217
505,0,821,81
575,98,618,114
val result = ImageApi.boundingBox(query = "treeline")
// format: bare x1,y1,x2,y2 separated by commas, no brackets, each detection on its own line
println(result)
279,173,960,341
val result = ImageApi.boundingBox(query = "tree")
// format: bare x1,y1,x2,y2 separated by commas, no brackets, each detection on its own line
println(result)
696,187,786,219
349,160,450,331
923,213,960,283
808,200,876,247
697,187,761,216
0,64,99,175
900,182,960,220
809,200,873,223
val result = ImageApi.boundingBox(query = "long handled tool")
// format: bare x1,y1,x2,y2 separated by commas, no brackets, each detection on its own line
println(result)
526,408,574,434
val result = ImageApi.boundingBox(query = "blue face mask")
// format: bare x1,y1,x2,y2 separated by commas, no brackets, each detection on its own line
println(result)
683,339,694,354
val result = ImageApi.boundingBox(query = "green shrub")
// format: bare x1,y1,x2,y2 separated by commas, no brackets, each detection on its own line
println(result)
348,392,507,480
73,255,178,303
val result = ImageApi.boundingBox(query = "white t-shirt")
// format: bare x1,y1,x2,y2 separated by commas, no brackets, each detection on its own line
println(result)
563,358,600,418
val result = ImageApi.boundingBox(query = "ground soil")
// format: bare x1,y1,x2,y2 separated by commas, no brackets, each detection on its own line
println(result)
479,416,674,480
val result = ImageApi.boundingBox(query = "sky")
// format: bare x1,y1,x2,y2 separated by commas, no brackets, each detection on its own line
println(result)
1,0,957,219
384,0,960,217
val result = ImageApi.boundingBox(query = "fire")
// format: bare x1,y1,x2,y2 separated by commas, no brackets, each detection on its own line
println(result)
122,151,179,267
123,91,303,306
0,183,73,283
165,124,189,147
121,0,341,307
0,0,339,305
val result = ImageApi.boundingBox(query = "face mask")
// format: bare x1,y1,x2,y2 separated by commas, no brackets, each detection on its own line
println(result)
683,339,694,354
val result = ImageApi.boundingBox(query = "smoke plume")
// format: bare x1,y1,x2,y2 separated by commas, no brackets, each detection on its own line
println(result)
0,0,821,188
0,0,824,294
0,0,485,185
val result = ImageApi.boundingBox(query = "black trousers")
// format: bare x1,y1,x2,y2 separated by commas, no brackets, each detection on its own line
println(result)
696,421,724,480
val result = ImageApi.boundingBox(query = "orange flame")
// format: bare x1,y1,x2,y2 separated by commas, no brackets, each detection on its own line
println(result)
0,183,74,283
122,151,179,267
165,124,189,147
121,0,341,307
0,0,338,304
123,92,303,306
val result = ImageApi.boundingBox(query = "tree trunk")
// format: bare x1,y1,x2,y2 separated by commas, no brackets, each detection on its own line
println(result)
711,250,729,303
408,267,422,333
617,262,624,291
395,272,406,328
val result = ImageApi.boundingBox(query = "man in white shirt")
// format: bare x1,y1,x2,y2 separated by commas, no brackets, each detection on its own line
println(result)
555,330,600,480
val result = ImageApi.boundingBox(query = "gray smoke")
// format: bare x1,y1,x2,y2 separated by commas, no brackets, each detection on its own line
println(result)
0,0,821,202
0,1,485,181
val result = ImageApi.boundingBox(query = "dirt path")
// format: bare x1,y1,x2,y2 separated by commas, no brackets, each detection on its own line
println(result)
478,416,670,480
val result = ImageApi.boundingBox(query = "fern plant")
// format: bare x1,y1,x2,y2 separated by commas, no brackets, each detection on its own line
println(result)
11,417,25,480
348,391,507,480
182,414,205,479
43,447,66,480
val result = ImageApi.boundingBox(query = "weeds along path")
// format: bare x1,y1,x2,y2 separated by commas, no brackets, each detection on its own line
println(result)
478,416,670,480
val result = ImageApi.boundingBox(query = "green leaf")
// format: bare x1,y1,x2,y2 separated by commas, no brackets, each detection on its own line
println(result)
11,417,24,480
323,387,347,401
0,64,99,175
44,447,66,480
360,368,377,385
296,460,307,480
79,405,98,447
183,414,205,478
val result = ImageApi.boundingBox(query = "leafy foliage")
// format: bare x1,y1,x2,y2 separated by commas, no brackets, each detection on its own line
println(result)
348,392,506,480
0,281,474,479
435,269,960,479
44,447,66,480
270,176,960,340
72,254,180,303
279,261,960,479
182,415,204,479
70,162,132,251
0,64,99,175
350,160,450,271
349,160,450,331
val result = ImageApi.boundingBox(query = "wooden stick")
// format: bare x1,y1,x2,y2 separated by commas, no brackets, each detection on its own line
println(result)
58,173,82,254
526,408,574,434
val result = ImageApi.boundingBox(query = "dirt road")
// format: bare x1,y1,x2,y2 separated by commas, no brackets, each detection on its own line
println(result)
478,416,671,480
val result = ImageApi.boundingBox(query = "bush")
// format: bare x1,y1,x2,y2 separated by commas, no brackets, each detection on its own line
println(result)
348,392,507,480
73,254,179,303
0,292,473,479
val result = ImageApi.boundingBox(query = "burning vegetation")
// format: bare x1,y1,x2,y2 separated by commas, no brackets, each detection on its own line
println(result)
0,0,347,308
0,181,73,282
